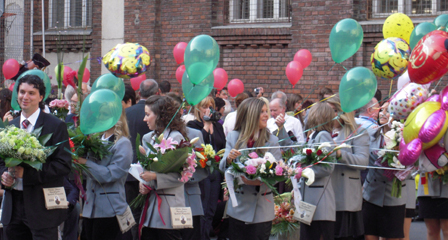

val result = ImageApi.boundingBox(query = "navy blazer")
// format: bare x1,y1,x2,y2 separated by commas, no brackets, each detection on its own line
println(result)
0,111,72,229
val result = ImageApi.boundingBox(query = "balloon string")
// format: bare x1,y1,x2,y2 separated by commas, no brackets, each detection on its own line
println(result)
434,76,444,92
338,63,348,72
388,79,394,99
328,63,337,72
161,101,183,135
294,94,336,116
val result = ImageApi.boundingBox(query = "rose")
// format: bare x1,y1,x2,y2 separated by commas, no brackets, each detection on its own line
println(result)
56,100,65,108
245,165,257,175
316,149,323,156
248,152,259,159
275,165,283,176
214,155,220,162
306,149,312,155
49,100,57,108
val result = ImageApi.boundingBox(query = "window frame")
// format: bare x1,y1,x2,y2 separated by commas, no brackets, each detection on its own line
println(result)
229,0,291,23
372,0,448,18
48,0,90,29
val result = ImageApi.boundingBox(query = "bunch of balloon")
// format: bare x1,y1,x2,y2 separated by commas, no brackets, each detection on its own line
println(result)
173,42,187,84
285,49,312,87
409,22,437,50
399,85,448,166
329,18,364,64
183,35,220,104
2,59,20,80
91,73,125,100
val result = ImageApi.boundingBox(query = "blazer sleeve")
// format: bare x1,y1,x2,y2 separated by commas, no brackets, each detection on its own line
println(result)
274,127,295,147
220,131,237,172
85,138,132,184
339,129,370,169
268,134,282,160
23,120,72,186
310,132,335,179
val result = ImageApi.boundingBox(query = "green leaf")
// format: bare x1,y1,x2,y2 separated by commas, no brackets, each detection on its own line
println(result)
39,133,53,145
22,160,43,171
32,126,43,138
77,55,89,108
5,158,21,167
0,118,6,128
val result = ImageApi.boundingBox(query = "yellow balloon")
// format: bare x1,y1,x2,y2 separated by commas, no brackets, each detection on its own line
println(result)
383,13,414,44
403,101,448,149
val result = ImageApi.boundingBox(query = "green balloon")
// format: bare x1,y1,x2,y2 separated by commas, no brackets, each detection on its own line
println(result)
91,73,125,100
182,72,214,106
80,89,122,135
339,67,377,113
11,70,52,110
409,22,437,50
434,14,448,28
329,18,364,64
184,35,220,85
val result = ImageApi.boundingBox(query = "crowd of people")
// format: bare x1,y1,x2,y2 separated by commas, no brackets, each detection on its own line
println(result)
0,70,448,240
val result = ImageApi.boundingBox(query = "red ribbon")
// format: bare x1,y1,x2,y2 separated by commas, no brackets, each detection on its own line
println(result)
138,184,165,240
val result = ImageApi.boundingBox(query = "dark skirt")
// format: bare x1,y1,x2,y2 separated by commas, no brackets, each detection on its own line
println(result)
418,197,448,219
405,208,417,218
334,211,364,238
300,221,334,240
229,217,272,240
362,201,405,238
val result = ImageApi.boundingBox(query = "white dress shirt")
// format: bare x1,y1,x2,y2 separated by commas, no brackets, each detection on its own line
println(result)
14,108,41,190
267,114,305,143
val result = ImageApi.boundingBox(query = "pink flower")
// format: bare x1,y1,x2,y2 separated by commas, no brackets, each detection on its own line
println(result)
275,165,283,176
294,167,303,179
56,100,65,108
248,152,259,159
49,100,57,108
154,137,178,154
245,165,257,175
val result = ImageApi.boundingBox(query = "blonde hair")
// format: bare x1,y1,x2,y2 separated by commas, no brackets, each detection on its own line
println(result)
305,101,334,135
234,98,270,156
259,97,271,118
326,94,358,137
193,96,215,121
113,107,130,142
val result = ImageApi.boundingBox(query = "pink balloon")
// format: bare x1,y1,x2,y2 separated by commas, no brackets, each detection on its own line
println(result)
176,65,186,84
423,144,447,169
76,68,91,83
8,82,14,91
228,79,244,97
419,109,447,143
399,138,422,166
440,85,448,110
173,42,188,65
3,59,20,79
426,94,440,102
130,74,146,91
213,68,228,90
285,61,303,87
293,49,312,68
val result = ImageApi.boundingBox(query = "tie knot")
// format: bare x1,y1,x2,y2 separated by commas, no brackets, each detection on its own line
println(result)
22,119,30,129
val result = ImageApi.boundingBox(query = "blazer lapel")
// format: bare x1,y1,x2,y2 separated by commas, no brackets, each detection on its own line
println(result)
34,111,45,133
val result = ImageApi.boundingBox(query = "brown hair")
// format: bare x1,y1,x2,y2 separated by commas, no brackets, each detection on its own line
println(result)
318,87,334,100
235,92,250,108
145,95,186,137
305,101,334,135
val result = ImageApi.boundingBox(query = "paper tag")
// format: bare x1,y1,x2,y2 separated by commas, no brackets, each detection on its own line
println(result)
116,206,136,234
293,201,316,226
43,187,69,210
170,207,193,229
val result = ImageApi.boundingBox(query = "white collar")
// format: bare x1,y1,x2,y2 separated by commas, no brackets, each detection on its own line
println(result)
20,108,41,127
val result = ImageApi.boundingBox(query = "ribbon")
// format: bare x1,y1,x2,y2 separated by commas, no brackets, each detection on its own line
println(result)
138,184,165,240
225,170,239,207
291,176,304,215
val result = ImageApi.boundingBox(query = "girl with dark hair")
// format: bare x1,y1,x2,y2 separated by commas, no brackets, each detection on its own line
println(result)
0,89,13,121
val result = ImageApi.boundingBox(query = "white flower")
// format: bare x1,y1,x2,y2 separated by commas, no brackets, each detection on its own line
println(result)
385,130,397,141
260,164,266,173
334,143,351,151
153,157,159,162
391,156,405,169
302,148,314,154
264,152,277,163
269,170,274,174
377,150,386,158
318,142,331,150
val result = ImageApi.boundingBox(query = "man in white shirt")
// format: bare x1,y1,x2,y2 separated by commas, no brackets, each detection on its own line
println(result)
267,98,304,143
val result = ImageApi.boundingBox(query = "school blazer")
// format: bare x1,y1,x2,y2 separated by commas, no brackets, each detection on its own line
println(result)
362,134,407,207
82,137,133,218
141,130,186,229
219,130,282,223
330,127,369,212
300,131,336,221
417,173,448,199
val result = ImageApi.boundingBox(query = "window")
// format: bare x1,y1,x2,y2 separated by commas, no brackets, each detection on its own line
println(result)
229,0,291,23
49,0,92,29
372,0,448,17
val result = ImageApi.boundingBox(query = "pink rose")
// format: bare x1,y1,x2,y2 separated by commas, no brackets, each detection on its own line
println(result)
275,165,283,176
49,100,57,108
294,167,303,179
245,165,257,175
56,100,65,108
248,152,259,159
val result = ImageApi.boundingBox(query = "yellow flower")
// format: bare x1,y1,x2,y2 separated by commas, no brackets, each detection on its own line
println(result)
17,147,25,155
436,168,445,175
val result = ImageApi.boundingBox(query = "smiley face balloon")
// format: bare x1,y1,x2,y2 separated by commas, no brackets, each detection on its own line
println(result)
371,37,411,80
383,13,414,44
102,43,151,79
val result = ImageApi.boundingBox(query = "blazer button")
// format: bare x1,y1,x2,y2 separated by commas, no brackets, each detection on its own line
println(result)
374,179,376,182
92,189,94,193
341,173,344,176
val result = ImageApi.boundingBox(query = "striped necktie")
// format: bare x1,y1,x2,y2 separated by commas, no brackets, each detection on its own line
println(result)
22,119,30,129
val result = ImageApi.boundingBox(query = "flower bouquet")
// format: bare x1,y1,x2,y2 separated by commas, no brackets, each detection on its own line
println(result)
0,125,56,171
430,165,448,184
376,120,411,198
49,99,70,120
195,144,225,173
271,192,300,238
67,126,112,161
130,133,198,209
288,142,337,169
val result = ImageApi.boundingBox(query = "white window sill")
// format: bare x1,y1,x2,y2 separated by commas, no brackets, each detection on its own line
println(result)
33,29,92,36
359,17,436,25
212,22,292,29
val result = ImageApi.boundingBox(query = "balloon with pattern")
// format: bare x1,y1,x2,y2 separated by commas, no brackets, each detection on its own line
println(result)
102,42,150,79
383,13,414,44
371,37,411,80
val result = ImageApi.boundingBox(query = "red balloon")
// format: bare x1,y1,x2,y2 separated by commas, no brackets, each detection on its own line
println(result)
294,49,312,68
176,65,186,84
76,68,91,83
130,74,147,91
213,68,228,90
8,82,14,91
228,79,244,97
3,59,20,79
173,42,188,65
285,61,303,87
408,30,448,85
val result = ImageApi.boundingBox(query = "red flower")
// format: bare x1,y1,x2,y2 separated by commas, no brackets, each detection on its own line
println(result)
68,138,75,153
306,149,312,155
214,155,221,162
199,159,207,168
291,148,295,154
316,149,322,156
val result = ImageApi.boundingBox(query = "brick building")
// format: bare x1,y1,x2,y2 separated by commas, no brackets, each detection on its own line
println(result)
2,0,448,101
